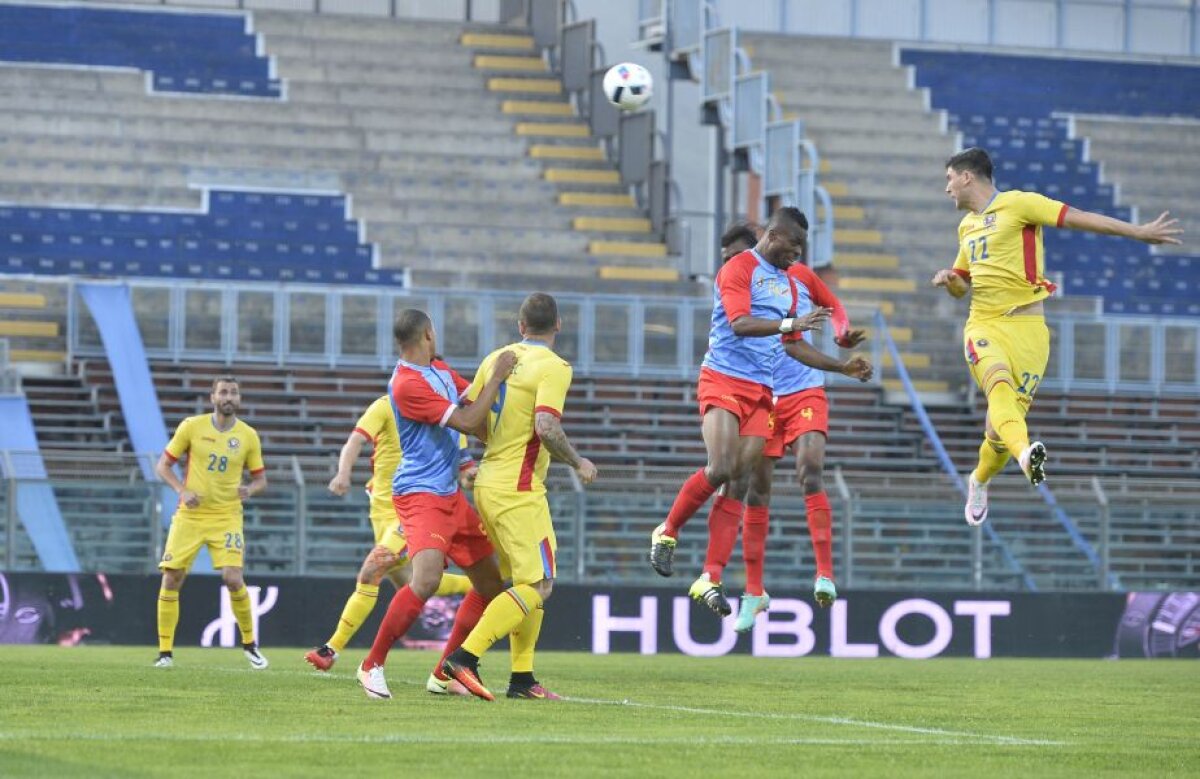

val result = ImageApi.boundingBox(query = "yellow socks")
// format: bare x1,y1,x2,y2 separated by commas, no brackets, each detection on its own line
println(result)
510,606,545,674
228,585,255,645
157,587,179,653
972,437,1010,484
462,584,543,658
435,573,472,597
986,381,1030,458
327,582,380,654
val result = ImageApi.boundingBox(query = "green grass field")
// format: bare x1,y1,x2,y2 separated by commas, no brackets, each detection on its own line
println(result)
0,646,1195,777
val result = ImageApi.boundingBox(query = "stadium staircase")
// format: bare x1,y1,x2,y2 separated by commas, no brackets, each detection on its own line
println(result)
0,4,682,293
900,49,1200,317
742,34,964,397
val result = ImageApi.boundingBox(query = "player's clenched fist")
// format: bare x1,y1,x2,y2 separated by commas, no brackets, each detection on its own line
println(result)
841,356,873,382
328,472,351,496
575,457,598,485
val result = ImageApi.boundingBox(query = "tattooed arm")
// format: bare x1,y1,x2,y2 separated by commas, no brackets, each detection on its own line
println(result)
535,411,597,484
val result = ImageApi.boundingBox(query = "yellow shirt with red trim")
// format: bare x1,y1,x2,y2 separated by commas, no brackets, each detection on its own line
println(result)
354,395,402,514
468,340,573,495
952,189,1068,321
164,415,264,519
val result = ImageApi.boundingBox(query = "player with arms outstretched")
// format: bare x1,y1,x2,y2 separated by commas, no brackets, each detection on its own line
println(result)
648,207,831,615
933,147,1182,524
304,391,473,673
153,376,269,669
441,293,597,701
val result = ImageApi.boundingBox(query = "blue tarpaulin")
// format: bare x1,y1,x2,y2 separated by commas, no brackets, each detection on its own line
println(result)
0,395,80,571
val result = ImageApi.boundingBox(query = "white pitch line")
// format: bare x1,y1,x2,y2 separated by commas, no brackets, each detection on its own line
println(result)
198,667,1063,747
562,697,1064,746
0,732,1041,747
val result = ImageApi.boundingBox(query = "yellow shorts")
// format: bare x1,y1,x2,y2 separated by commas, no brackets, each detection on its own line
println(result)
159,512,244,570
474,487,556,585
963,315,1050,415
370,504,409,562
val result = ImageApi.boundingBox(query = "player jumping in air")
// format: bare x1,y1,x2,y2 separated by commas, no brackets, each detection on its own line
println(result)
933,147,1182,525
725,243,869,630
648,207,835,615
153,376,269,669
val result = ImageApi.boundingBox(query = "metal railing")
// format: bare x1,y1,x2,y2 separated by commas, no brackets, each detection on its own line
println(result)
4,454,1196,590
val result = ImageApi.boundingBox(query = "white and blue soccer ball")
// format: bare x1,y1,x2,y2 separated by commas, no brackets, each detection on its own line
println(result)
603,62,653,111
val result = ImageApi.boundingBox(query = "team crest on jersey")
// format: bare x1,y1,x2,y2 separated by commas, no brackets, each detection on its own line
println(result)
754,277,790,297
983,214,997,229
227,437,241,450
976,339,990,348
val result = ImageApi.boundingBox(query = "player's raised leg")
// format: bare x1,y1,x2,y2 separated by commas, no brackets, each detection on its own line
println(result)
306,542,405,671
653,404,754,577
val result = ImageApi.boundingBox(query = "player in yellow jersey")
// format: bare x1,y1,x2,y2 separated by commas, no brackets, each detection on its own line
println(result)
152,376,269,669
441,292,597,701
933,147,1182,525
303,389,474,675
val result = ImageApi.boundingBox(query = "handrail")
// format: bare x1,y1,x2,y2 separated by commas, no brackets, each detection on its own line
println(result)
875,310,1036,591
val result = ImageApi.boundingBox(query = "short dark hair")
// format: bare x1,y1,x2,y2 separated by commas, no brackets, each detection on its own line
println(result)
768,206,808,232
211,376,238,391
393,308,432,346
946,147,993,181
519,292,558,335
720,222,758,250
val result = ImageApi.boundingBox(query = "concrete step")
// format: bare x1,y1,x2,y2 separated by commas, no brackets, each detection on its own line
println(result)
775,86,924,113
264,34,477,66
277,59,488,90
487,77,563,95
807,127,954,158
0,159,188,189
0,181,199,209
252,10,471,43
0,66,146,96
786,106,943,137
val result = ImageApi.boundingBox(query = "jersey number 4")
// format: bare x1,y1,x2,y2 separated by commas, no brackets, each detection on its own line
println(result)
968,236,989,263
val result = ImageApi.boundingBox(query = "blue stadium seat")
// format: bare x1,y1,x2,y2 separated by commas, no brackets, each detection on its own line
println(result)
0,4,280,98
0,190,390,285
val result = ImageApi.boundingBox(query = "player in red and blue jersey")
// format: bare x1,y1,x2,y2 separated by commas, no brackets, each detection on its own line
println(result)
649,207,840,615
355,308,516,700
726,257,871,632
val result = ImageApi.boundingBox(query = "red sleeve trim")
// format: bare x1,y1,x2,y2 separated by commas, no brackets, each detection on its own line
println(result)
951,268,971,280
534,405,562,419
352,427,375,444
1056,204,1069,228
459,460,475,472
164,452,179,463
249,468,265,476
781,331,804,344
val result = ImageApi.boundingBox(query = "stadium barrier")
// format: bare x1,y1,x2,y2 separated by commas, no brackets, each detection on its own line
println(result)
0,572,1195,659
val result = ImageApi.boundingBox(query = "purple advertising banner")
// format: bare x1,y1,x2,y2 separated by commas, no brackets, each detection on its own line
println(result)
0,572,1195,659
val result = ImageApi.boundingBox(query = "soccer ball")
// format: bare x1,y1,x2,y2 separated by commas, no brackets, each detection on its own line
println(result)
603,62,653,111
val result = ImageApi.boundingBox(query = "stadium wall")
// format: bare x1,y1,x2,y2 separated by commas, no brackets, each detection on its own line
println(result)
2,572,1195,659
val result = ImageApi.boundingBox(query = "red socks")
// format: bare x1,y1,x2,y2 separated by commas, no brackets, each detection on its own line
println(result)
742,505,769,595
363,585,426,670
664,468,718,537
702,495,743,582
805,491,834,579
432,589,488,680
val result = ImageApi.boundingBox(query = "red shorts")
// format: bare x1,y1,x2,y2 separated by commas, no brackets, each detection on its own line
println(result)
764,387,828,458
697,367,773,439
392,490,493,569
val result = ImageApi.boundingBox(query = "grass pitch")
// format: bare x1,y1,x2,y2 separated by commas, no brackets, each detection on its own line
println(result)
0,646,1195,777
